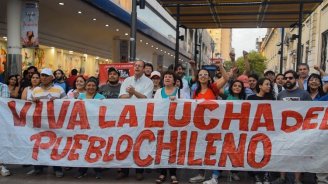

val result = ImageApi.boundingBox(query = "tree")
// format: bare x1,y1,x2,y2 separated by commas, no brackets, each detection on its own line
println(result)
235,51,267,76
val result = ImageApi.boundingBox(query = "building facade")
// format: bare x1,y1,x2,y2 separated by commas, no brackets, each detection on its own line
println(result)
260,0,328,73
0,0,215,78
208,29,232,61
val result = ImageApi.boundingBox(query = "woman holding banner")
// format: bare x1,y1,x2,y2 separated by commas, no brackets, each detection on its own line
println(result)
306,73,328,101
247,78,275,184
189,61,229,184
75,77,104,179
67,75,86,99
154,70,182,183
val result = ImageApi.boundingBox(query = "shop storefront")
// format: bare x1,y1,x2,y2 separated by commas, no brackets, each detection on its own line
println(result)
0,39,111,78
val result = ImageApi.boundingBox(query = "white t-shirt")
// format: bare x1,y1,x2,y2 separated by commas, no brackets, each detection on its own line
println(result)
119,74,154,99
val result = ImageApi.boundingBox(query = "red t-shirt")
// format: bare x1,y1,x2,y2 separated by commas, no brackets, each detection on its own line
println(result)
193,83,219,100
66,75,78,88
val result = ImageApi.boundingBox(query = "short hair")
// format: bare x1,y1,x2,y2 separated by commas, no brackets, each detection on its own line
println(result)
284,70,298,79
298,63,309,70
162,70,177,85
264,70,275,76
71,69,78,75
248,73,259,81
135,60,146,68
174,64,184,71
27,66,38,72
86,76,99,90
145,63,153,71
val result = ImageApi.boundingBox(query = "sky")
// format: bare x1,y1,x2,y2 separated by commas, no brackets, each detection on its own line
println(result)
232,28,267,57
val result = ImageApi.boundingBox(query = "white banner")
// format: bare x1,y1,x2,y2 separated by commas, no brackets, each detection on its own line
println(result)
0,98,328,172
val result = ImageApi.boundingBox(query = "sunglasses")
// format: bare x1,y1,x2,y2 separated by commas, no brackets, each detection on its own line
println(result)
198,73,209,77
284,77,294,80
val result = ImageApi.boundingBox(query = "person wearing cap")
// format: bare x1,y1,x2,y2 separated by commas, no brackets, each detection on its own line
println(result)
27,68,66,178
150,71,161,98
98,67,121,99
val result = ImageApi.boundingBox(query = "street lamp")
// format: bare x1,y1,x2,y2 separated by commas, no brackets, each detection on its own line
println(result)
210,40,215,59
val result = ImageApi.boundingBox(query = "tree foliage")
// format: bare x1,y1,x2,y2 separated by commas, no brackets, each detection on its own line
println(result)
224,51,267,76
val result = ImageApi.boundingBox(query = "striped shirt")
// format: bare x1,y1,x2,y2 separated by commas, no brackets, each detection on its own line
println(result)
32,84,66,99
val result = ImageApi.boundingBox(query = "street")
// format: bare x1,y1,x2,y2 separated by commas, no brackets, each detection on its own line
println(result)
0,165,318,184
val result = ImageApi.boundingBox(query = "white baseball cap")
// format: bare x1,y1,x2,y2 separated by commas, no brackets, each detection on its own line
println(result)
40,68,54,77
150,71,161,78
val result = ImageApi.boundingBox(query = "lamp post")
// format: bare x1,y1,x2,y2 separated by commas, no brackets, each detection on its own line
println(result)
210,40,215,61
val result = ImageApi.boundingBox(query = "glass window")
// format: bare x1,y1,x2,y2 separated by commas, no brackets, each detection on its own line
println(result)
137,6,178,41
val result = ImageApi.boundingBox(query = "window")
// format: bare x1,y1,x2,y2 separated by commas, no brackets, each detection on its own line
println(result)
321,30,328,71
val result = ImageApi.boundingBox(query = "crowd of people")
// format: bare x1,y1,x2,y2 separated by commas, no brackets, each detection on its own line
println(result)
0,51,328,184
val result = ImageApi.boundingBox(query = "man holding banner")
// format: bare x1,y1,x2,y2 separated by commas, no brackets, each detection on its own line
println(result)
118,60,153,180
27,68,66,178
274,70,312,184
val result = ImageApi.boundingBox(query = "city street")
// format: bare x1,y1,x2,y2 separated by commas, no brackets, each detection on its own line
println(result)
0,165,318,184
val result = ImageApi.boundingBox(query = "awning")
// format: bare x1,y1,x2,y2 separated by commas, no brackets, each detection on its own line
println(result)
157,0,323,28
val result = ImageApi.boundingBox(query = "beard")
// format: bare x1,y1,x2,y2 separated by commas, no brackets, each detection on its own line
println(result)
109,80,119,85
284,81,296,89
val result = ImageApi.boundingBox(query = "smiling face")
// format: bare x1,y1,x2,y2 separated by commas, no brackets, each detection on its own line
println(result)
85,81,97,95
175,66,184,78
198,70,210,84
308,76,321,90
75,76,86,90
108,71,119,84
275,75,284,85
232,81,242,94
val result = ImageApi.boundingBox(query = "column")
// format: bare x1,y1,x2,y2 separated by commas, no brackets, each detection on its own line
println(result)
6,0,22,77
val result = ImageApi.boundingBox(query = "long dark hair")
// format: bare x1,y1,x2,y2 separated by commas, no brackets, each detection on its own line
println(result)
307,73,325,97
228,80,246,100
256,78,275,100
194,69,213,98
7,75,18,87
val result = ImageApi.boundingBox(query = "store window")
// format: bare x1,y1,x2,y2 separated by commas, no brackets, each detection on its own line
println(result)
321,30,328,71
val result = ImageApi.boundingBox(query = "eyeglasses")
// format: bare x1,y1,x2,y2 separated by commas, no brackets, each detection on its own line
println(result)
284,77,294,80
198,73,209,77
134,64,144,68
